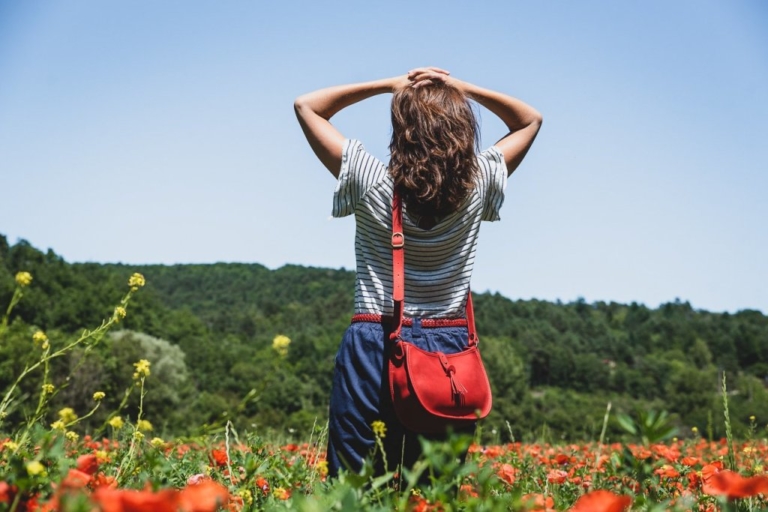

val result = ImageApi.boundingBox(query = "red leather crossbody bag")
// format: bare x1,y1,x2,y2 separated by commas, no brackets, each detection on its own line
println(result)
387,190,493,434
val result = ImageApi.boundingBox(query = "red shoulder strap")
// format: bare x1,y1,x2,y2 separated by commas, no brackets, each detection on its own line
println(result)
390,190,405,341
465,291,478,346
390,189,478,346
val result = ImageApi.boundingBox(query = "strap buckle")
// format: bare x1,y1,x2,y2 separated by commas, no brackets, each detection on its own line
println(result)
391,232,405,248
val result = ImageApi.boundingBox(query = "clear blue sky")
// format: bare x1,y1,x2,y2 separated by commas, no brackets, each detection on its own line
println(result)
1,1,766,314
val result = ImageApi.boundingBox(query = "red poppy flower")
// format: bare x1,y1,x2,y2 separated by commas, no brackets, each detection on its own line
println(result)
179,480,229,512
210,449,229,467
497,463,517,485
522,493,555,512
36,496,60,512
681,456,700,467
631,447,652,460
77,453,100,475
410,496,429,512
547,469,568,485
468,443,483,454
92,487,180,512
255,476,270,495
408,495,444,512
654,465,680,479
703,470,768,500
0,482,15,504
60,469,92,490
92,473,117,489
569,490,632,512
483,445,503,458
687,470,700,490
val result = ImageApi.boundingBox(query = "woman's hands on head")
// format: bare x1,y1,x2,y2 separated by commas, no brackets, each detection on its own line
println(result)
389,67,453,91
407,67,451,88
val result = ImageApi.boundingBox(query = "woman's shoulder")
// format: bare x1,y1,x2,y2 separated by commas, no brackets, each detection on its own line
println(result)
342,139,390,179
472,146,508,222
477,145,506,168
333,139,392,218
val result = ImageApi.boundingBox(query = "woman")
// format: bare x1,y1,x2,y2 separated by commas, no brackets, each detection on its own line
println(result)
294,67,541,477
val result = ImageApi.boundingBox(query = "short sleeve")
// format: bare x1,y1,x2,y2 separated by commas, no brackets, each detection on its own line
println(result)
332,139,388,218
477,146,508,221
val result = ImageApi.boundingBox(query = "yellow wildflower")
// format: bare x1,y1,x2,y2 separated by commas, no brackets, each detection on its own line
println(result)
108,416,124,429
33,331,48,348
113,306,127,322
15,271,32,287
96,450,109,462
65,431,79,442
26,460,46,476
691,426,699,434
272,335,291,357
150,437,165,448
137,419,153,432
58,407,77,424
42,383,55,394
133,359,151,379
750,415,756,422
133,431,145,441
128,273,146,290
93,391,105,401
238,489,254,506
51,420,66,430
273,487,290,500
3,440,19,451
371,420,387,439
316,460,328,477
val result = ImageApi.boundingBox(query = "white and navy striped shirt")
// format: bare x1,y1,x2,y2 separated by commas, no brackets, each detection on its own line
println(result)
333,139,507,317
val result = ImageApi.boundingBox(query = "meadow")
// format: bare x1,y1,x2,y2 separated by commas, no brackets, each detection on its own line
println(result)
2,273,768,511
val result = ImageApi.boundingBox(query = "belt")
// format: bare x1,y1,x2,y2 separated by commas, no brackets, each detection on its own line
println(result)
351,314,468,328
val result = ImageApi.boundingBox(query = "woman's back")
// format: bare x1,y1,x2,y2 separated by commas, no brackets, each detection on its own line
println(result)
333,139,508,317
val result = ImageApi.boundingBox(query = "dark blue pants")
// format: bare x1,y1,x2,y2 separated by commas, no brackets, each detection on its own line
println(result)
327,318,474,477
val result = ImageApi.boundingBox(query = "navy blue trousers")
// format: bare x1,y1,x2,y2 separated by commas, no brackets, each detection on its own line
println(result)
327,318,474,477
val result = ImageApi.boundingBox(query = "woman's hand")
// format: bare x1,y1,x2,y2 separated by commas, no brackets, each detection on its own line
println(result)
406,67,450,88
389,74,414,93
386,68,453,92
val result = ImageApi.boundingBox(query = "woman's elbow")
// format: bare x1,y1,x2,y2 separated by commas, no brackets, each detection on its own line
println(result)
293,95,308,114
531,109,543,127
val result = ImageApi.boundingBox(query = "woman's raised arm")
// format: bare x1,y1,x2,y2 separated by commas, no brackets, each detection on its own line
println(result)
294,76,408,177
468,82,542,176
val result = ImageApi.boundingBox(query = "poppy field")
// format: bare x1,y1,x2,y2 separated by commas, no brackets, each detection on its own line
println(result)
3,424,768,511
2,273,768,511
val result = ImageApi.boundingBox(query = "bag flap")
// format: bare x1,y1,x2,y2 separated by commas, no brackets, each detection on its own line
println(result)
402,342,492,419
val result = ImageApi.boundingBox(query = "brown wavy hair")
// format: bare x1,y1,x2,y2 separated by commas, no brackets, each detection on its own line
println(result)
389,82,480,219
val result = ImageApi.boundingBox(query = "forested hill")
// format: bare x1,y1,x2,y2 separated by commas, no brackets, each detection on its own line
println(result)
1,234,767,441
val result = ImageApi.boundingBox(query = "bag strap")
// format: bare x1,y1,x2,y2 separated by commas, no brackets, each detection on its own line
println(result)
390,189,478,346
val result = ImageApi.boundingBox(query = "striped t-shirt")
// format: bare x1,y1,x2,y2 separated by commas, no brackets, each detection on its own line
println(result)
333,139,507,318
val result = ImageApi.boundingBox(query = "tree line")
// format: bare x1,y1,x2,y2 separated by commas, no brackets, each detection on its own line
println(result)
1,234,767,442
